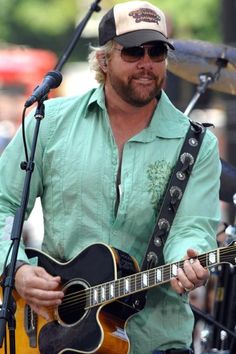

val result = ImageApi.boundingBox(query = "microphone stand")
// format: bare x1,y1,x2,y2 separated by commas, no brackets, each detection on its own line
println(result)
183,50,236,351
184,53,228,116
191,304,236,340
55,0,101,71
0,101,45,352
0,1,103,352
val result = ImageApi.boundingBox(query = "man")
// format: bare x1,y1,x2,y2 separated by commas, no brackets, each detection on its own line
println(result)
0,1,221,353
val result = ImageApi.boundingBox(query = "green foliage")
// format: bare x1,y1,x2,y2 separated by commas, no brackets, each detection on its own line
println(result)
0,0,77,53
0,0,221,54
14,0,76,35
152,0,221,42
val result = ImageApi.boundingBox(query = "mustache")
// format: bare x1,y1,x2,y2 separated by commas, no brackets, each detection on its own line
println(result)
131,71,157,80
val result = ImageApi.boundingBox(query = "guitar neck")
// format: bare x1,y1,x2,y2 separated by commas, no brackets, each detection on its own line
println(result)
87,242,236,308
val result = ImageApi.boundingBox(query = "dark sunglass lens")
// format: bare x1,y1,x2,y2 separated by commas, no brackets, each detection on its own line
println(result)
121,46,144,62
149,46,167,61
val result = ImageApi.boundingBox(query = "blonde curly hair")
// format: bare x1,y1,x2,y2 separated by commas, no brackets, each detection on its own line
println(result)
88,40,115,84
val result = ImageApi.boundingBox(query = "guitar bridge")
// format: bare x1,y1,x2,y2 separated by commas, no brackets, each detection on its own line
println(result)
24,304,38,347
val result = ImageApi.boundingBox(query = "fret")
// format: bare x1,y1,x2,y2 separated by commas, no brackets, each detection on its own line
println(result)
92,287,99,305
124,278,130,294
85,289,90,308
148,269,156,287
141,272,148,288
171,263,178,277
156,267,162,283
114,280,120,298
109,282,115,299
84,243,236,311
200,253,207,268
101,285,106,302
118,278,125,297
136,272,143,292
130,274,136,293
208,251,217,266
105,282,110,300
163,265,170,282
88,288,92,307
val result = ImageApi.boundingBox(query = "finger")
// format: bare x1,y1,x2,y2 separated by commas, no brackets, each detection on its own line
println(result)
183,259,198,282
20,268,62,291
170,278,185,294
186,248,198,258
184,258,209,285
15,265,61,291
35,267,61,282
27,292,63,307
24,286,64,301
28,303,52,321
15,267,64,302
190,260,209,281
28,276,62,291
185,248,208,279
177,267,194,290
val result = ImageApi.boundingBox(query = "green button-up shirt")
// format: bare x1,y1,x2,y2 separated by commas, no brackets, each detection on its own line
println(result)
0,85,221,352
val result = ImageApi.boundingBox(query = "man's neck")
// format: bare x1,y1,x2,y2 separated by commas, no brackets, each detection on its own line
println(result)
104,85,159,158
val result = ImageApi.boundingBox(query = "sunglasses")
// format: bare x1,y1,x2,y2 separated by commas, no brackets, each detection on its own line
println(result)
114,45,168,63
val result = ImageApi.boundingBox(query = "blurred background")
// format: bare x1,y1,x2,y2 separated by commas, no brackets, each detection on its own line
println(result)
1,0,236,353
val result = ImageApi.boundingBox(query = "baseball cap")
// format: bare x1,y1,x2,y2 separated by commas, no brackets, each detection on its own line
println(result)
98,1,174,49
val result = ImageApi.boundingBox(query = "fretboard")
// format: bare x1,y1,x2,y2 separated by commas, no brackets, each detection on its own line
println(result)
86,247,224,309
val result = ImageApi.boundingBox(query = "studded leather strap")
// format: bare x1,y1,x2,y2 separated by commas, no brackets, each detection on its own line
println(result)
141,120,208,271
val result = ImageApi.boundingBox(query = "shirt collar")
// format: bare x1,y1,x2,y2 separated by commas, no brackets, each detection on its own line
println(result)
87,84,106,111
147,91,189,139
86,85,189,140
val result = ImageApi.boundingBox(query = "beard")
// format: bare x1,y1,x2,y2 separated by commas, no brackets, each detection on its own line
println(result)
107,69,165,107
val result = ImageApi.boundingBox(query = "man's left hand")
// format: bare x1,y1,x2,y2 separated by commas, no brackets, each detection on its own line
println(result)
170,248,209,294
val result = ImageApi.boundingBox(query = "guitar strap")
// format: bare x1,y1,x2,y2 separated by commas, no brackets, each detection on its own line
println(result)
141,120,209,272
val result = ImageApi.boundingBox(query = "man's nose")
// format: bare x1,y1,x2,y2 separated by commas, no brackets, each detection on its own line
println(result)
137,50,153,66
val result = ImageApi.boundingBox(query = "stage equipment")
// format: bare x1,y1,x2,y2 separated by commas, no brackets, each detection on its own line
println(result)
167,39,236,353
220,160,236,204
24,70,62,108
54,0,101,72
168,39,236,97
168,39,236,116
167,39,236,205
0,1,102,353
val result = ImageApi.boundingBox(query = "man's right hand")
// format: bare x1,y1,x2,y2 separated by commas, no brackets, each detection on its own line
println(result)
15,264,64,320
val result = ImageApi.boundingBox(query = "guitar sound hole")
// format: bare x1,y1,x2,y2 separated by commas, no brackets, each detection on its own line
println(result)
57,280,88,327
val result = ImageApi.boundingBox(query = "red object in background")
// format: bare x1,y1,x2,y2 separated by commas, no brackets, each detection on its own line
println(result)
0,45,58,98
0,45,58,139
0,45,58,150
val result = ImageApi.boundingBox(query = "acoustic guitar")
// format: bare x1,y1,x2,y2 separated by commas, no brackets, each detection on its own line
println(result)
1,242,236,354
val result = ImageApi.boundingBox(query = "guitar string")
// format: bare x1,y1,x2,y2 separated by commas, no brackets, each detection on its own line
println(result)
44,246,235,313
52,247,236,313
57,251,236,314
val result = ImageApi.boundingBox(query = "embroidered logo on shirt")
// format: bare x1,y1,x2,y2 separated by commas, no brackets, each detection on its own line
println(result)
147,160,172,213
129,8,161,24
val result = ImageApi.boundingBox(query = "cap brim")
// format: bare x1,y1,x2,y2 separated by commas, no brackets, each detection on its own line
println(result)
114,29,175,49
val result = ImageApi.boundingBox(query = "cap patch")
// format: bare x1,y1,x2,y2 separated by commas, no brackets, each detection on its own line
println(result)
129,8,161,25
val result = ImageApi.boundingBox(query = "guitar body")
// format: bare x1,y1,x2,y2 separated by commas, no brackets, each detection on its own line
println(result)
0,292,47,354
1,243,140,354
1,241,236,353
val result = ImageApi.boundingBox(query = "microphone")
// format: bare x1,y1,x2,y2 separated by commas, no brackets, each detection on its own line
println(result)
24,70,63,108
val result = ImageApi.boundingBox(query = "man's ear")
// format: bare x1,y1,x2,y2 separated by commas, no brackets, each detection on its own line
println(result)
96,52,108,72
